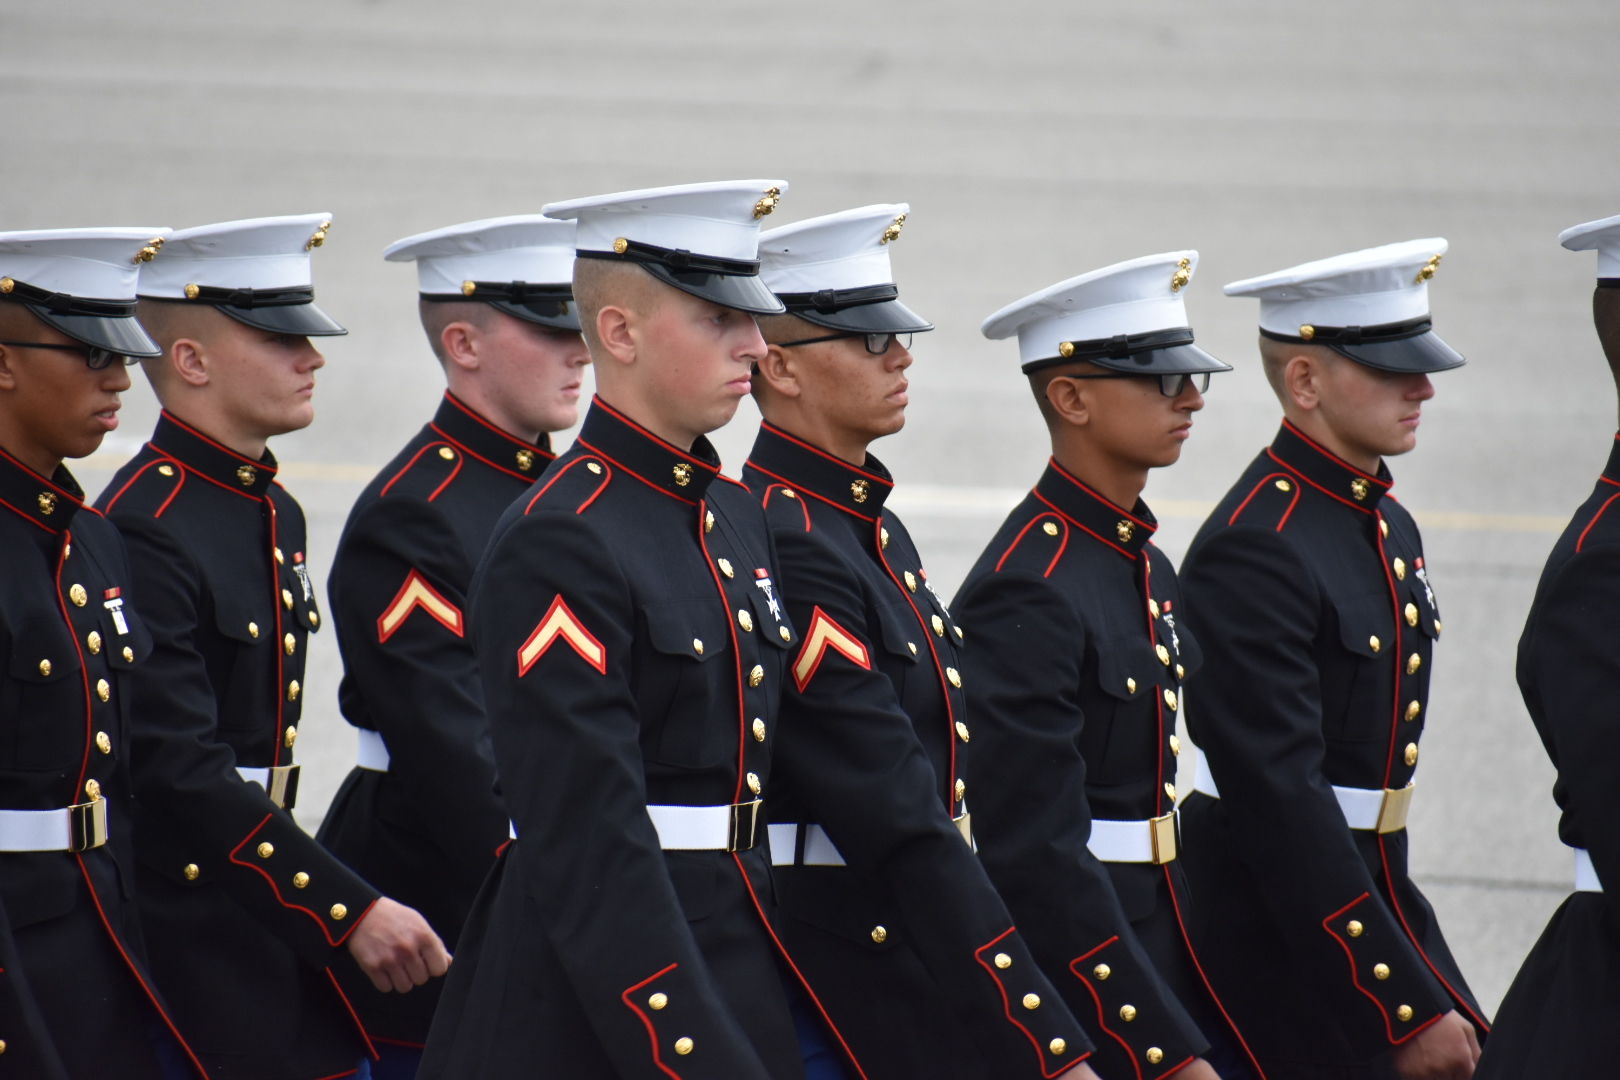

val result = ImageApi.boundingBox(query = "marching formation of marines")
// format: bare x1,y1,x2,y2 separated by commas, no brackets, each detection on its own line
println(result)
0,181,1615,1080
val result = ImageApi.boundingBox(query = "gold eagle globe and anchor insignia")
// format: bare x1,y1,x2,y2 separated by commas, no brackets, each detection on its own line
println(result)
880,213,908,245
752,187,782,220
1170,257,1192,293
305,220,332,251
132,236,166,264
1413,253,1443,285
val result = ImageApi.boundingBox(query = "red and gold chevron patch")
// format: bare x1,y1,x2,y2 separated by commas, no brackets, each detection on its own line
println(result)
377,569,464,642
792,606,870,692
518,595,606,676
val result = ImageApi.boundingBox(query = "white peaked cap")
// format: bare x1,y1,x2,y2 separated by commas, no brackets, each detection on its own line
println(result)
383,215,576,295
760,204,910,294
1560,213,1620,279
543,180,786,263
139,213,335,298
1223,238,1448,336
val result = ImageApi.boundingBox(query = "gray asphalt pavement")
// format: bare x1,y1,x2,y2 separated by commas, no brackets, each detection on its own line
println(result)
5,0,1618,1017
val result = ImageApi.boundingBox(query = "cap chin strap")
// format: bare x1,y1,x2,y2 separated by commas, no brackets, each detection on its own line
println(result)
1261,315,1432,347
577,238,759,277
775,283,898,314
1021,326,1196,374
1,278,135,317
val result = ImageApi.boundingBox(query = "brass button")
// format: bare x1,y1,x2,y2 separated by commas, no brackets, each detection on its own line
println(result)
96,731,112,754
284,633,298,656
1147,1047,1165,1065
437,446,455,461
704,511,714,533
1405,742,1419,767
84,779,101,801
1380,518,1390,538
284,726,298,748
69,583,88,607
1406,700,1422,722
293,872,309,889
674,1037,693,1056
38,659,51,677
1042,521,1059,536
953,625,963,640
1275,479,1292,493
1148,599,1160,619
1405,603,1419,627
257,842,274,858
778,626,791,642
955,721,971,743
904,571,917,593
87,630,102,654
158,464,176,477
907,642,918,655
1434,619,1441,635
1369,635,1381,653
1163,689,1178,711
650,992,668,1010
1169,734,1181,756
287,680,301,702
331,904,348,920
1119,1004,1137,1022
738,610,753,632
515,449,535,472
1407,653,1422,675
954,778,966,802
587,461,604,475
717,557,735,579
994,952,1012,969
1397,1004,1414,1022
692,638,704,656
1164,783,1177,802
946,667,962,688
870,925,888,943
247,621,260,639
1393,557,1407,580
749,665,764,687
96,678,110,702
1155,643,1170,666
1126,677,1138,694
752,718,766,742
746,772,761,795
283,588,294,610
274,547,285,564
931,614,945,637
183,863,200,881
880,527,891,548
671,463,692,487
781,489,797,499
1373,963,1390,980
1050,1038,1067,1055
1022,993,1040,1010
1347,920,1363,937
1176,663,1185,679
1093,963,1111,980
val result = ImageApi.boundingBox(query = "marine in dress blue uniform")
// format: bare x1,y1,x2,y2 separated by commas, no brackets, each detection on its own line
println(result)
743,204,1097,1080
317,215,587,1073
0,227,207,1079
1178,241,1487,1079
1477,214,1620,1079
954,254,1264,1080
420,180,864,1079
98,215,448,1080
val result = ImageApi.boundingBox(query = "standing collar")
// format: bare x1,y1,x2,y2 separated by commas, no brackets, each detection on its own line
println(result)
574,396,721,503
744,422,893,521
149,411,278,497
1032,457,1157,558
431,392,555,480
1603,432,1620,486
1266,419,1393,513
0,446,86,533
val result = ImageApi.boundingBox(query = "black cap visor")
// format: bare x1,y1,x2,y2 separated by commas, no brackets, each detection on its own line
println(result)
217,301,348,337
26,306,163,357
1263,323,1464,374
488,298,582,332
1088,342,1232,376
789,297,933,335
643,262,785,315
1022,327,1230,376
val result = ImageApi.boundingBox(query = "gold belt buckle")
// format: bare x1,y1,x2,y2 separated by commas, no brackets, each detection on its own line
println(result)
728,799,763,852
266,764,301,811
952,810,973,848
1376,783,1414,834
1149,811,1178,864
67,797,109,853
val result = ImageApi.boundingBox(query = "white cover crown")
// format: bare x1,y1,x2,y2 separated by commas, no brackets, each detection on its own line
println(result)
1559,213,1620,278
542,180,788,262
759,204,909,294
138,213,334,298
1224,238,1448,335
0,227,172,300
981,251,1200,366
384,215,576,294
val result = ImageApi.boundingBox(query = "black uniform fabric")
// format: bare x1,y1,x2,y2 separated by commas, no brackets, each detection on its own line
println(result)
98,411,383,1080
0,449,204,1079
1177,421,1488,1075
955,457,1264,1080
740,423,1094,1080
318,392,552,1046
421,398,841,1080
1478,434,1620,1077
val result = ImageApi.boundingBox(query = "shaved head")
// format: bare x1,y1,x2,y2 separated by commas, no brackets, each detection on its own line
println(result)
134,299,226,402
1257,335,1346,402
573,259,664,358
0,299,41,338
417,299,497,364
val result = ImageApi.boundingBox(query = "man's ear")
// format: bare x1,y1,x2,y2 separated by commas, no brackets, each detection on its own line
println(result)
439,321,480,373
594,304,637,367
755,343,802,399
0,344,17,391
1045,374,1091,427
1282,352,1322,412
171,338,210,388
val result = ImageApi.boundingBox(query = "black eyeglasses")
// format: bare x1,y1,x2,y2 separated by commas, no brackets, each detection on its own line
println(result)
1062,371,1211,398
776,331,913,356
0,340,137,370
